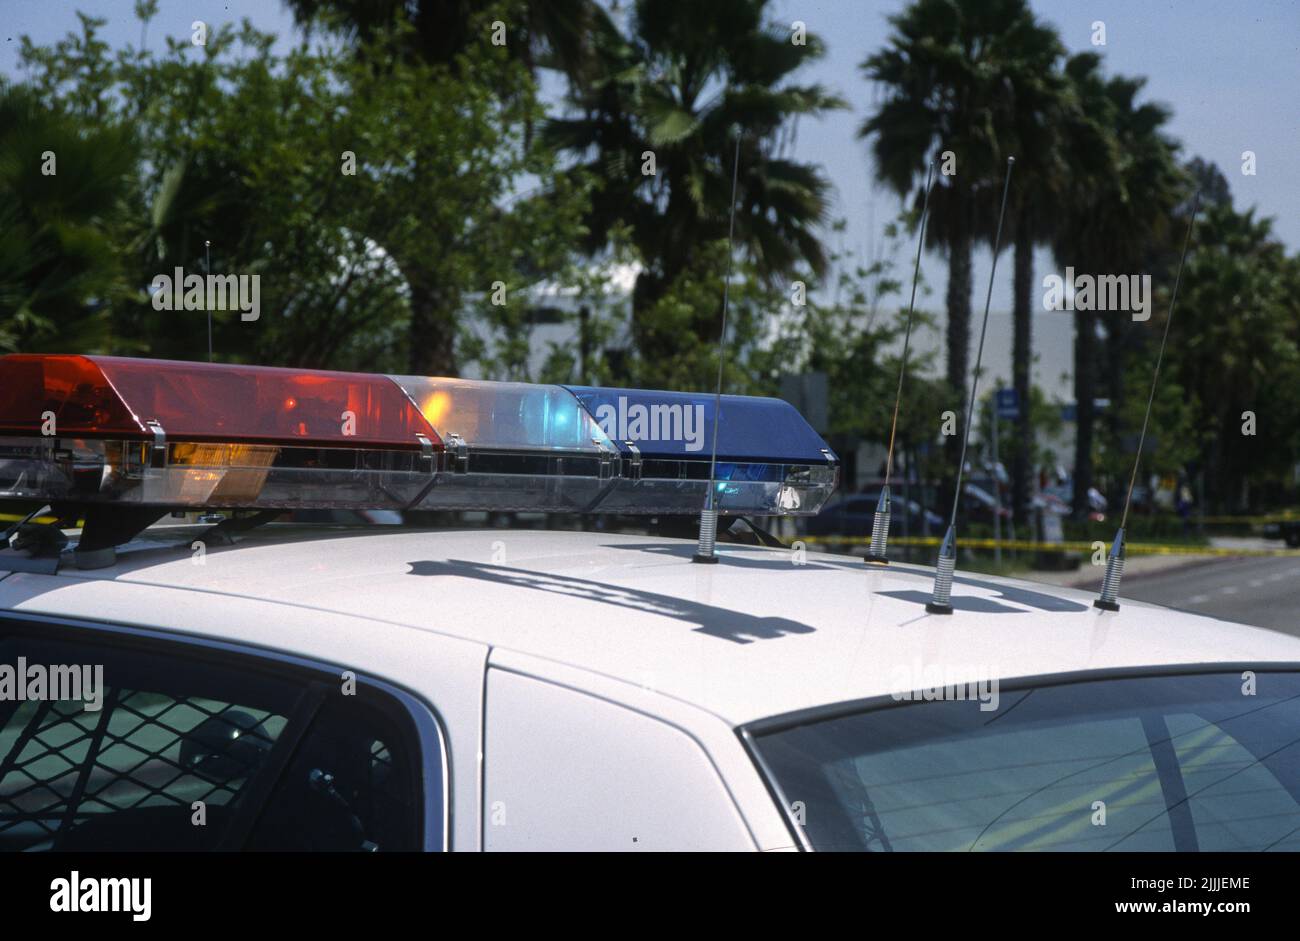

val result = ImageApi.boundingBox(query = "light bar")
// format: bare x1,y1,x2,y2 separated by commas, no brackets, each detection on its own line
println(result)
563,386,838,515
388,376,617,512
0,355,838,518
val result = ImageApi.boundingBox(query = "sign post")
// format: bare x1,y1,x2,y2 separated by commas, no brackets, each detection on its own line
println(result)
990,395,1002,566
992,389,1019,564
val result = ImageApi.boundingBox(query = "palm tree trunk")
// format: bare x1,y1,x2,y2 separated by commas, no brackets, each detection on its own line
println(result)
1011,223,1034,525
407,272,459,376
1103,310,1126,441
944,199,973,484
631,269,670,363
1073,308,1096,518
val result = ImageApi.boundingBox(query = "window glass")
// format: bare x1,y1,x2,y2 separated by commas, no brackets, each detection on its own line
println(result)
751,671,1300,852
0,621,426,852
246,691,422,852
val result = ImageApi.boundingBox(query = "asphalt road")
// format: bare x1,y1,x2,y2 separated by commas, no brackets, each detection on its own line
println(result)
1118,554,1300,638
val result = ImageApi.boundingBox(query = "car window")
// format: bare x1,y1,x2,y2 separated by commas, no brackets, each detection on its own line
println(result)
749,671,1300,852
245,691,422,851
0,618,430,852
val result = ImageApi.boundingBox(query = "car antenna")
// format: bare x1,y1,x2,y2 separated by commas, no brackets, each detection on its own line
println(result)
867,160,936,565
205,239,213,363
1095,191,1201,611
694,127,744,564
927,157,1015,614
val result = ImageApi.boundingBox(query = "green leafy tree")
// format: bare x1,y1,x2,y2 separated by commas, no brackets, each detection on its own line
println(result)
280,0,610,374
1167,198,1300,511
15,7,590,374
0,82,135,353
754,215,950,491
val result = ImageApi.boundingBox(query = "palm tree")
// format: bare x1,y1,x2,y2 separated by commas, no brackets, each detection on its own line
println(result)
1053,53,1184,517
861,0,1065,490
999,29,1070,526
544,0,844,364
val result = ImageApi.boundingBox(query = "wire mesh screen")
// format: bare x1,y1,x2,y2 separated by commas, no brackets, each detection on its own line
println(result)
0,689,286,850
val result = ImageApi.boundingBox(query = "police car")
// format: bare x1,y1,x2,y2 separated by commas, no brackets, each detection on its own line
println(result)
1,355,1299,852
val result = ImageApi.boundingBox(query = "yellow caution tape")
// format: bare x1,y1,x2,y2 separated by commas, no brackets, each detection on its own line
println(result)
0,513,60,525
5,512,1295,557
798,534,1300,557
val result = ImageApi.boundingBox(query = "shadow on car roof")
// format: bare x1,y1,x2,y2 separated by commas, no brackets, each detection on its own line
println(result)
405,558,817,645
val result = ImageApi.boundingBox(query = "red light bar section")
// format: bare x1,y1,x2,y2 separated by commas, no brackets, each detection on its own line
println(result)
0,354,442,450
0,354,144,438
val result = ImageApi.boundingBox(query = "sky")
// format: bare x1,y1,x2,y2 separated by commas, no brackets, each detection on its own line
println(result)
3,0,1298,395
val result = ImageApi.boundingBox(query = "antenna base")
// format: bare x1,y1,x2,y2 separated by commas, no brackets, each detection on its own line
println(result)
1092,598,1120,612
691,554,719,565
864,554,889,566
925,602,953,615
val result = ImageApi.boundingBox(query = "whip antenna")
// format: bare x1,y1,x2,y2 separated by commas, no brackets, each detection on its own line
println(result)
928,157,1015,613
867,161,936,565
693,129,744,564
205,240,213,363
1095,191,1201,611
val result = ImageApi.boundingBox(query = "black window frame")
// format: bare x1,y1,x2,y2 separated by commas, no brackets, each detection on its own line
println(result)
0,610,448,852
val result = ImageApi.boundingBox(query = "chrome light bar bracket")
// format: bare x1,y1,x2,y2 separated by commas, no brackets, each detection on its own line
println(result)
445,433,469,474
415,433,436,472
146,420,167,469
623,441,643,480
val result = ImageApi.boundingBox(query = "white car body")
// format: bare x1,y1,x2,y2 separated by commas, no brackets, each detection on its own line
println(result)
3,526,1298,851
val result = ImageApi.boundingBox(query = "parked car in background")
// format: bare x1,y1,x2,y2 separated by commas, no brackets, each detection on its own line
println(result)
801,491,943,538
1043,481,1108,521
962,482,1013,524
1261,518,1300,548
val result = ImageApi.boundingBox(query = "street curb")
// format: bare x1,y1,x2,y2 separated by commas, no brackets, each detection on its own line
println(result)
1054,554,1226,591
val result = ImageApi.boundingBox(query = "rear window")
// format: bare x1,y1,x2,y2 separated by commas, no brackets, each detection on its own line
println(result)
749,670,1300,852
0,620,428,852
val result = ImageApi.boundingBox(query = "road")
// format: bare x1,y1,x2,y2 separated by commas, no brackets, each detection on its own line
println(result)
1112,554,1300,638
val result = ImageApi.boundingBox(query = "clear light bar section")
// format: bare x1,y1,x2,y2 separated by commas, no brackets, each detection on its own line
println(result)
387,376,617,512
389,376,613,452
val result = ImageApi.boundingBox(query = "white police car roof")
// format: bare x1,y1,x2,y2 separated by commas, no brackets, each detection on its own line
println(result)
3,527,1298,725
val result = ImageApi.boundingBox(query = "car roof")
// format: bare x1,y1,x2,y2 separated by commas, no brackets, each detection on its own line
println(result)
3,526,1298,724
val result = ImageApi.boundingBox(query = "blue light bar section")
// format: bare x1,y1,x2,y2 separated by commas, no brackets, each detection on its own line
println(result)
563,386,836,465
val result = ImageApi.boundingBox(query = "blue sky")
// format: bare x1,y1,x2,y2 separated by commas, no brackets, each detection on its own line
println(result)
4,0,1298,320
